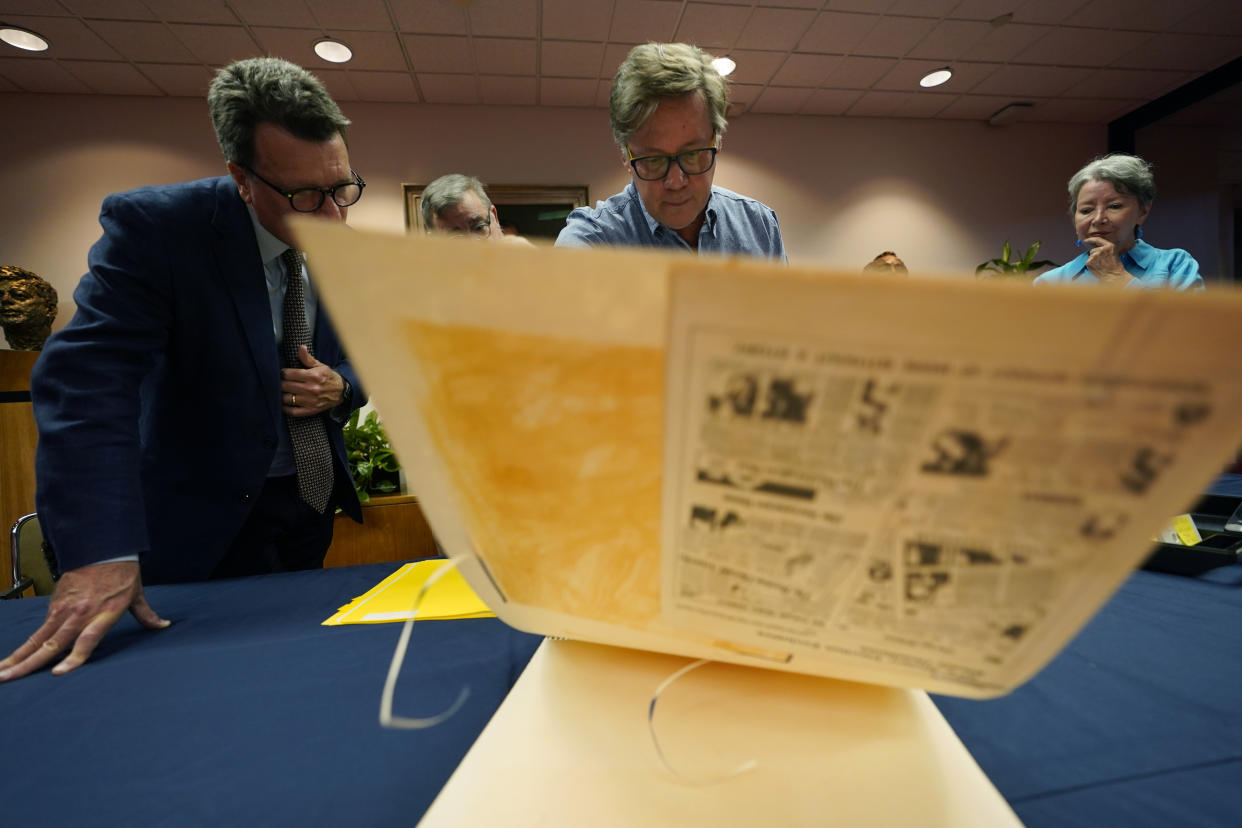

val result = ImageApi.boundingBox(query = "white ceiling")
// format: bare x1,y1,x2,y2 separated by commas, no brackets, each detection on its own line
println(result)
1,0,1240,125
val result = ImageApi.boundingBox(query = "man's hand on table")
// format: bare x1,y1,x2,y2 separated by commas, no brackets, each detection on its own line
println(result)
0,561,170,682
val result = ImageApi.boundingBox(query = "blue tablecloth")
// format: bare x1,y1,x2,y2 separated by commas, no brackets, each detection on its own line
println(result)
3,557,1239,826
0,563,541,827
935,565,1242,827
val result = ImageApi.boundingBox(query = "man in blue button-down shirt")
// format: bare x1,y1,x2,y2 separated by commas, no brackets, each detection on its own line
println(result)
556,43,786,261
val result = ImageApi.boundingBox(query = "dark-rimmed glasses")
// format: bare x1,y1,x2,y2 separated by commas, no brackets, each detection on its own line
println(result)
626,142,718,181
244,166,366,212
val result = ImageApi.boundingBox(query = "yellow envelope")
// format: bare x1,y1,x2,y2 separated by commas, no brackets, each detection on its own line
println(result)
323,559,496,625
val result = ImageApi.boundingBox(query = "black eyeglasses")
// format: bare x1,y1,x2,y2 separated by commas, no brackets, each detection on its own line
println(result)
244,166,366,212
626,142,718,181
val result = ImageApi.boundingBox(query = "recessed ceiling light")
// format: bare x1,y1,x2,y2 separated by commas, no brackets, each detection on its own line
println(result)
919,67,953,88
0,26,50,52
313,38,353,64
712,56,736,77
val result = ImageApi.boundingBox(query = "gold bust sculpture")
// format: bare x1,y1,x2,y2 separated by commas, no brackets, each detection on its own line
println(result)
0,265,59,351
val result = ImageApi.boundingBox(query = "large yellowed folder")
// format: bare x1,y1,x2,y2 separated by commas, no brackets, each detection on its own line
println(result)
293,218,1242,698
419,639,1021,827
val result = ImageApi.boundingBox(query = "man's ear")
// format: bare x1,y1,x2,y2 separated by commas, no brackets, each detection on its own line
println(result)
226,162,252,205
489,204,502,237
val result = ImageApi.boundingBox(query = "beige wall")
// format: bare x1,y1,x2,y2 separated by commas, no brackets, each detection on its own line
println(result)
1,92,1119,333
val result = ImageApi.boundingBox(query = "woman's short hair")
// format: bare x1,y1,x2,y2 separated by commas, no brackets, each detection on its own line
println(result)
207,57,350,168
1067,153,1156,214
420,174,491,230
609,42,729,148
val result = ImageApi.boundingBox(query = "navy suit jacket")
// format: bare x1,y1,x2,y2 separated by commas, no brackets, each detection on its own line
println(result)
32,176,365,584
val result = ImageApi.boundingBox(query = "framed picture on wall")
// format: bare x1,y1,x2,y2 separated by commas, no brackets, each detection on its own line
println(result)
404,183,590,241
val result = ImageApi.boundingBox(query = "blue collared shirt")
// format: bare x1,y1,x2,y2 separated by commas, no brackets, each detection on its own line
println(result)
555,182,787,261
1033,239,1203,290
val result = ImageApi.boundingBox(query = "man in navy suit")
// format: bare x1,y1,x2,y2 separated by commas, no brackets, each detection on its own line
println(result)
1,58,366,682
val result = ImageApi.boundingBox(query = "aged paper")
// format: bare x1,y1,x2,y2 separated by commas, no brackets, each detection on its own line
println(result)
293,219,1242,697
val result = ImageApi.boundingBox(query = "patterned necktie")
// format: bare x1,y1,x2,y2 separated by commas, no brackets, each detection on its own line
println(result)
281,248,334,513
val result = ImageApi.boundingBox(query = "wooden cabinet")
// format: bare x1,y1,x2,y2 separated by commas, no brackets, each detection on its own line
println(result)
326,493,438,568
1,350,40,585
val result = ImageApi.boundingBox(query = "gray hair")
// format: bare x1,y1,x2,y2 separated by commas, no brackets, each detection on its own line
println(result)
609,42,729,147
207,57,350,168
1067,153,1156,215
420,174,492,230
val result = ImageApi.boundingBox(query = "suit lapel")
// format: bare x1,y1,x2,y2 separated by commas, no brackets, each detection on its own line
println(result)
212,177,281,433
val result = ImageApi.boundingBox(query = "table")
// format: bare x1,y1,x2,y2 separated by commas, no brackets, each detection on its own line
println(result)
0,562,541,827
3,558,1239,826
935,565,1242,827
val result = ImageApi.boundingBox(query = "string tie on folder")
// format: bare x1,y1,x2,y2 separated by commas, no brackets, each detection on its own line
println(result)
379,557,473,730
647,658,759,785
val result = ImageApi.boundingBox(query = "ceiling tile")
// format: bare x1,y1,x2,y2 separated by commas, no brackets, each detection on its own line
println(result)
140,62,214,97
886,0,959,16
726,49,786,85
480,74,536,105
168,24,261,66
348,70,419,103
0,56,91,92
325,31,407,72
305,0,393,31
727,83,762,106
676,2,754,50
57,0,153,19
1062,67,1194,100
825,55,897,88
1066,0,1213,32
966,23,1052,62
905,19,990,61
936,93,1024,120
88,20,195,62
602,42,638,76
799,87,864,115
736,7,818,51
751,85,812,113
1014,27,1153,67
610,0,683,44
2,15,121,61
542,0,613,41
846,90,911,117
971,64,1094,97
594,78,610,107
542,40,605,78
873,59,994,93
771,53,841,87
419,73,478,104
1113,33,1242,72
251,27,321,65
388,0,467,34
824,0,896,11
473,37,535,76
798,11,878,54
469,0,537,39
228,0,318,29
1012,0,1094,26
754,0,821,8
309,68,359,102
63,60,163,95
1173,0,1242,37
892,91,957,117
854,15,937,58
141,0,237,25
404,34,473,74
540,76,597,107
944,0,1024,20
0,72,19,91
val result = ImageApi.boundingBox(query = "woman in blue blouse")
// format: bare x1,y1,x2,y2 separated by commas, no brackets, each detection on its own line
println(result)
1034,153,1203,290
